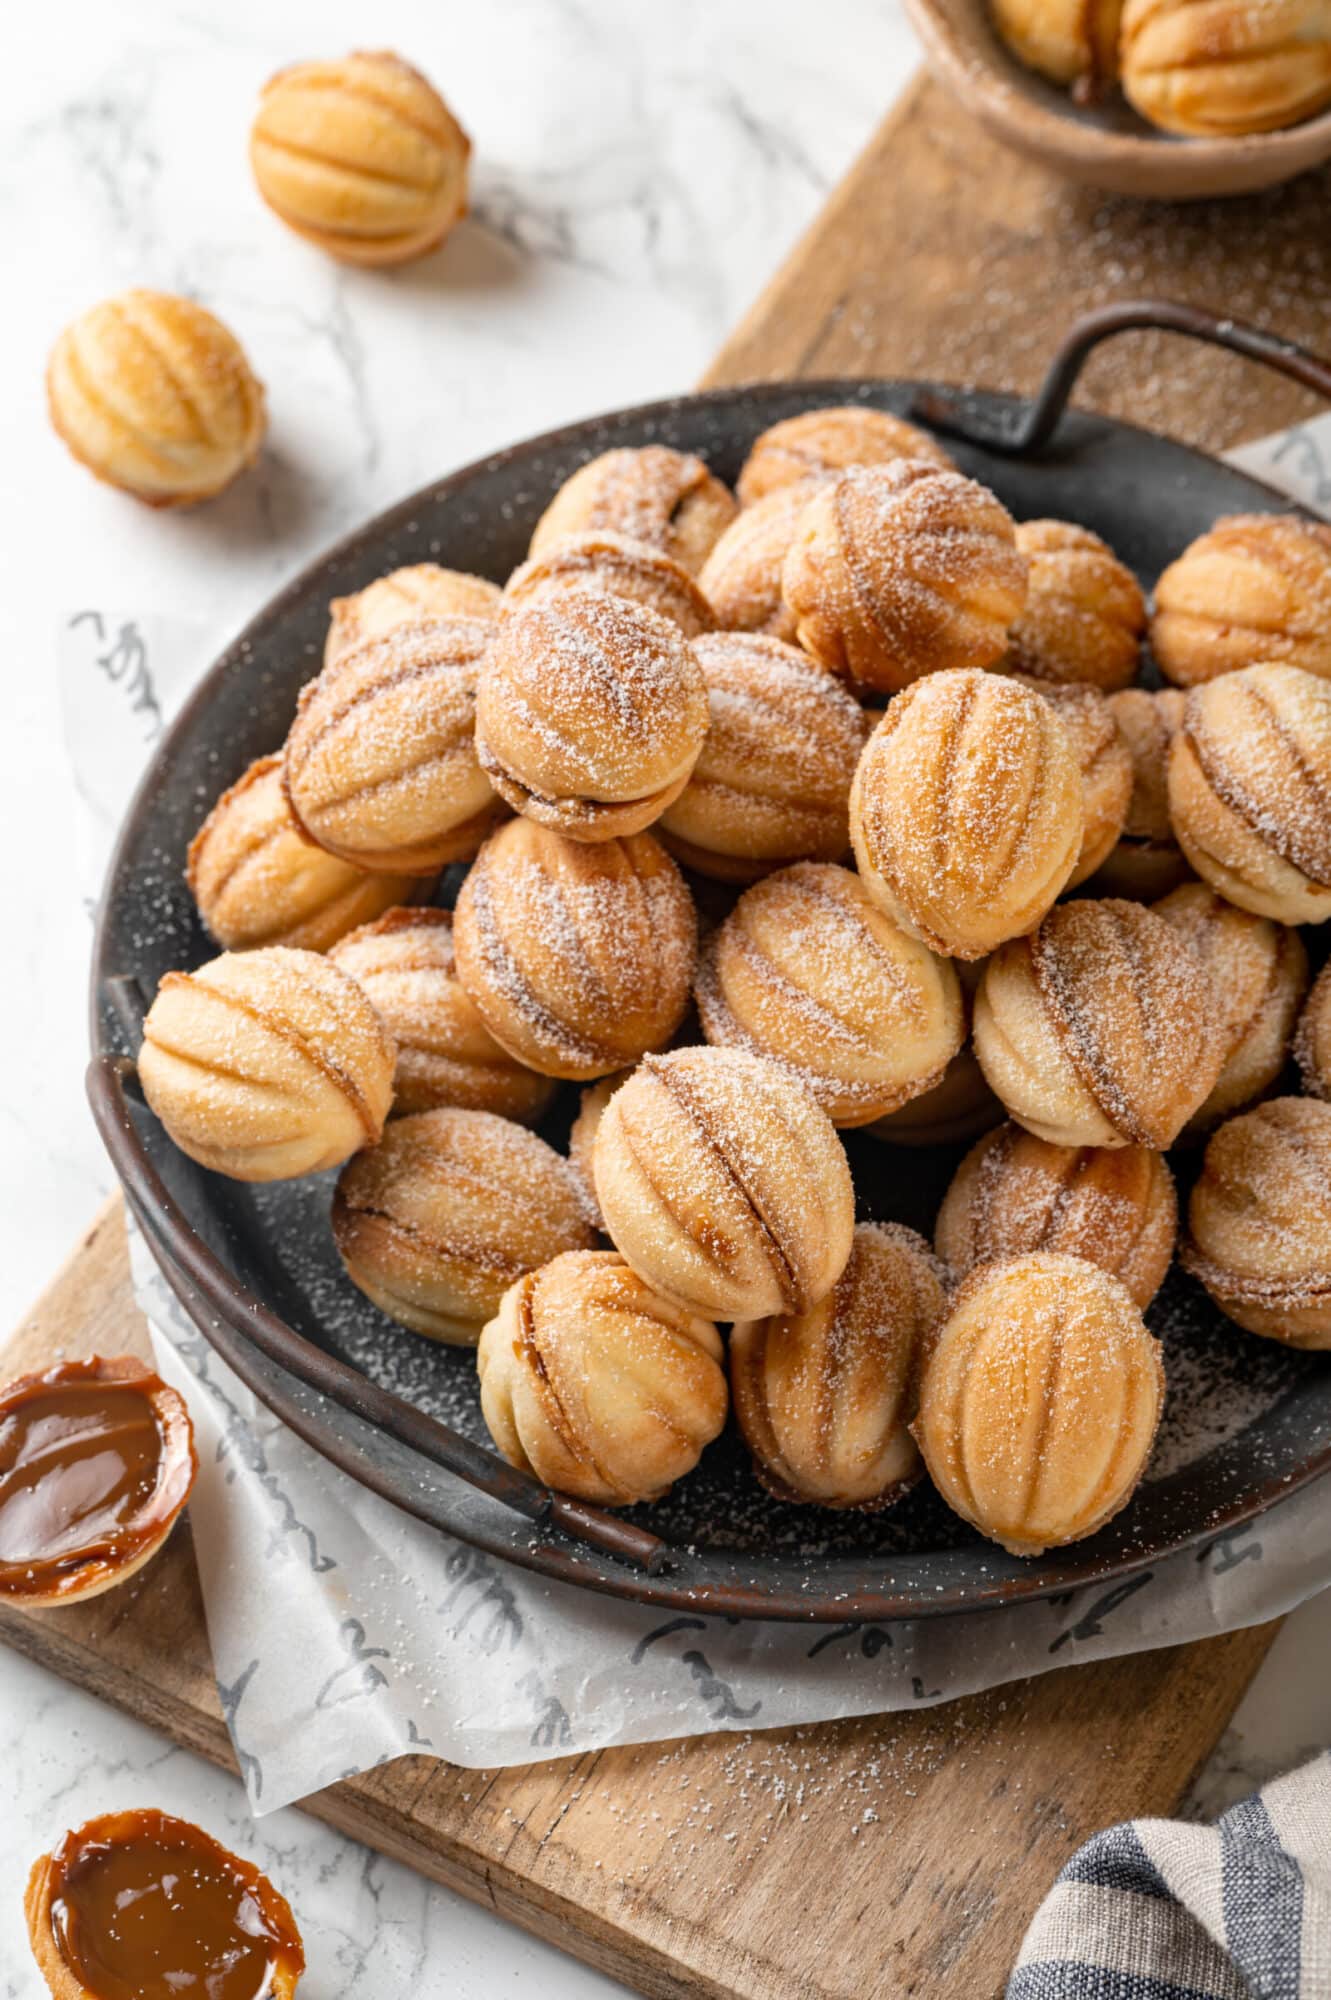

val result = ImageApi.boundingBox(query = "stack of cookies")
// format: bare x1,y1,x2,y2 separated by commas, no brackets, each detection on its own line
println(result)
136,410,1331,1558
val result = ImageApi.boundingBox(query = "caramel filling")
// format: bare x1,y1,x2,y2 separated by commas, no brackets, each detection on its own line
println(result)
0,1363,190,1594
49,1814,296,2000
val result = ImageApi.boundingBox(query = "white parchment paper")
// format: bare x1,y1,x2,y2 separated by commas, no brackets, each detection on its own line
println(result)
66,410,1331,1817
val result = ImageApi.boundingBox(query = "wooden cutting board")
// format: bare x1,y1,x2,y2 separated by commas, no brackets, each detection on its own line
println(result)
7,72,1330,2000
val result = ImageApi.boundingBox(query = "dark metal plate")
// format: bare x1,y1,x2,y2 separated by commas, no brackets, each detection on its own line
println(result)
91,377,1331,1621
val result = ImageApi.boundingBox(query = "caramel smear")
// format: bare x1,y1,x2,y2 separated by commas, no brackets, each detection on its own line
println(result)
0,1358,195,1600
43,1810,303,2000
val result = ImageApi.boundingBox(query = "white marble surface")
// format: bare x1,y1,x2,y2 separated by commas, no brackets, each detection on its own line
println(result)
2,2,1329,1994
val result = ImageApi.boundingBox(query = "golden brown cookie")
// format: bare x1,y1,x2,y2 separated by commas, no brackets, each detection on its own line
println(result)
47,290,265,507
1182,1097,1331,1347
850,670,1083,959
656,632,867,880
138,946,395,1181
284,617,499,874
1151,515,1331,685
973,898,1225,1147
736,406,954,507
325,564,500,666
1011,678,1134,887
697,481,821,642
188,756,417,953
503,532,714,637
478,1251,727,1504
1005,521,1144,690
329,907,555,1123
730,1222,945,1510
989,0,1124,91
695,862,964,1125
529,446,737,577
452,819,696,1079
332,1108,594,1343
250,49,469,264
1295,960,1331,1099
26,1810,304,2000
474,596,708,841
592,1047,855,1319
1092,688,1192,899
782,463,1028,693
1167,663,1331,924
567,1074,626,1228
1154,882,1309,1131
913,1253,1164,1555
935,1122,1177,1308
1121,0,1331,134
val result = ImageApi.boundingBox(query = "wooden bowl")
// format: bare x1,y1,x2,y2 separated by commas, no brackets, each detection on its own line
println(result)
903,0,1331,198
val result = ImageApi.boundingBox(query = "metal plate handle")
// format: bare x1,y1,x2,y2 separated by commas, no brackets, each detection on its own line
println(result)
912,299,1331,456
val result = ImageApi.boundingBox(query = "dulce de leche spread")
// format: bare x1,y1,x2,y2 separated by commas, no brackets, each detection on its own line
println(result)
31,1809,303,2000
0,1357,196,1601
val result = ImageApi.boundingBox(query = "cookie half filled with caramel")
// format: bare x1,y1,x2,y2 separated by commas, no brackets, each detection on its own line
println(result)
26,1808,303,1999
0,1357,196,1607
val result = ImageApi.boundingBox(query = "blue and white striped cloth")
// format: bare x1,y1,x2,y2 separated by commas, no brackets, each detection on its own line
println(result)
1011,1754,1331,1999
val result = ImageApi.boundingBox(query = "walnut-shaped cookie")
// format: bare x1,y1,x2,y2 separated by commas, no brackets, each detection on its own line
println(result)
736,406,954,507
973,898,1225,1148
478,1251,727,1505
138,947,395,1181
1182,1098,1331,1348
783,463,1028,693
656,633,867,881
914,1253,1164,1555
567,1074,626,1229
866,1041,1005,1148
329,908,555,1123
935,1123,1177,1309
1154,883,1309,1132
989,0,1124,92
1121,0,1331,134
333,1108,594,1343
697,482,820,643
188,756,416,953
1151,515,1331,685
1167,663,1331,924
529,446,737,577
593,1047,855,1320
1092,688,1192,899
325,563,500,666
730,1222,946,1510
1295,961,1331,1099
1012,678,1133,887
1005,521,1144,691
284,616,499,874
250,49,470,264
850,670,1083,959
47,290,265,507
475,596,708,841
503,532,714,638
696,863,964,1126
452,819,696,1079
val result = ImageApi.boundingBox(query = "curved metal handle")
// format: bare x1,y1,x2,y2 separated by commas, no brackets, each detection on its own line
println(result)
911,300,1331,457
87,1053,670,1576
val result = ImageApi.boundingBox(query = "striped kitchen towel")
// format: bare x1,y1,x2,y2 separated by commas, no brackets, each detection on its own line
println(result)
1010,1753,1331,1999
